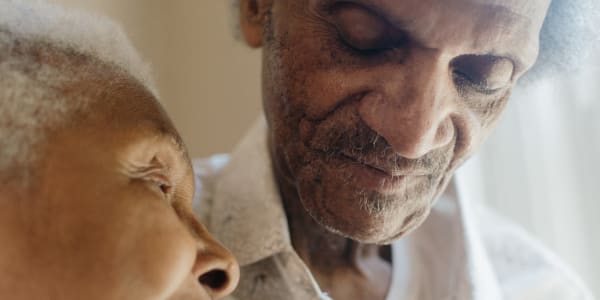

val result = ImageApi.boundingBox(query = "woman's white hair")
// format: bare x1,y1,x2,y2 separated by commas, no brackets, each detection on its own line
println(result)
0,0,156,183
229,0,600,78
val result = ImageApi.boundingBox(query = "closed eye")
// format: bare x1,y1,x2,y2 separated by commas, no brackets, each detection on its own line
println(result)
125,155,175,201
452,70,503,95
451,55,514,95
331,2,406,54
144,172,175,200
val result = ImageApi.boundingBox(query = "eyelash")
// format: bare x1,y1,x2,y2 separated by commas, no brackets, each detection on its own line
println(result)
145,176,174,200
337,39,501,96
336,35,380,55
329,13,505,98
335,38,499,101
335,33,408,63
452,71,503,95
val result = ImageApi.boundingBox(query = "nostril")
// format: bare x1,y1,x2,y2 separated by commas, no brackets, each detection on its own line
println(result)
191,238,240,297
198,269,229,291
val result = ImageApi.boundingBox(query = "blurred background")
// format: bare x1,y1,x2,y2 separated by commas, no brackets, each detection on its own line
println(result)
49,1,600,297
50,0,263,158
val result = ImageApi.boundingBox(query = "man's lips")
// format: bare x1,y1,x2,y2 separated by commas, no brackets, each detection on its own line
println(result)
339,153,396,177
337,150,432,178
334,152,414,191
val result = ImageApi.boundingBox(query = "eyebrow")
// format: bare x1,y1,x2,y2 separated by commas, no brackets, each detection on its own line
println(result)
324,0,413,31
146,118,189,159
155,129,194,173
320,0,431,52
162,129,187,156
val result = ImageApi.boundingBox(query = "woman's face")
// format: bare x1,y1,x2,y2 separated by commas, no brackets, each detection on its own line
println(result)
0,79,239,300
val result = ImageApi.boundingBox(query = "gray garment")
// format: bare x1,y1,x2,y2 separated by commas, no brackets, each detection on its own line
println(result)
193,117,593,300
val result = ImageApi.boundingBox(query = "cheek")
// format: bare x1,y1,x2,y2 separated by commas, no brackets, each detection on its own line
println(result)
263,14,366,122
461,93,510,149
479,93,511,132
35,188,198,299
105,194,198,299
444,93,510,178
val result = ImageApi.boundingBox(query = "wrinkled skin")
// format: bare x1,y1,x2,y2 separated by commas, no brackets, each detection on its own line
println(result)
240,0,550,299
0,58,239,300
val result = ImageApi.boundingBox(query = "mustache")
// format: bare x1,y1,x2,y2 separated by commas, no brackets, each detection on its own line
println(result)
304,110,453,176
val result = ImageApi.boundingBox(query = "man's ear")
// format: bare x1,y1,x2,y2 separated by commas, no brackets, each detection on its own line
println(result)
239,0,271,48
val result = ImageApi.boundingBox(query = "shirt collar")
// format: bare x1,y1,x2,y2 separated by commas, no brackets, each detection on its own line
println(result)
207,116,502,299
454,173,504,300
208,117,292,266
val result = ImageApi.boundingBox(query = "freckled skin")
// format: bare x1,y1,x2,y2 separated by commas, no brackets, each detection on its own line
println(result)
240,0,550,299
0,54,239,300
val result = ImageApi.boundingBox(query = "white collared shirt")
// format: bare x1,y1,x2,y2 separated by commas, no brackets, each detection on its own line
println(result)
193,117,593,300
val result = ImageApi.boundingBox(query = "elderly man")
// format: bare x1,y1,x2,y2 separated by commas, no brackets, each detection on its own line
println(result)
0,1,239,299
194,0,598,299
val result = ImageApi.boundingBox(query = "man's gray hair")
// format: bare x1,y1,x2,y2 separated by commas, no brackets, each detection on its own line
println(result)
229,0,600,78
0,0,156,183
532,0,600,77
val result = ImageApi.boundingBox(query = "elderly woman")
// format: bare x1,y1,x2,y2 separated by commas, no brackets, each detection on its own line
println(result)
0,1,238,299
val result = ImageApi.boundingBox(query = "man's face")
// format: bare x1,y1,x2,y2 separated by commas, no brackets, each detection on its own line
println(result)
0,78,238,299
248,0,550,243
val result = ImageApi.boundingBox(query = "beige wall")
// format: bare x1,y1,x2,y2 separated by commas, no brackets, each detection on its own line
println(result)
49,0,262,158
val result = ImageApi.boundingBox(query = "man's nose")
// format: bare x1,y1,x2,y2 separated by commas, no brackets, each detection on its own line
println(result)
358,52,455,159
190,223,240,299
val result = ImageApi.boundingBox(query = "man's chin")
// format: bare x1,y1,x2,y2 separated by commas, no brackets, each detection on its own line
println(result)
297,180,434,244
307,204,432,245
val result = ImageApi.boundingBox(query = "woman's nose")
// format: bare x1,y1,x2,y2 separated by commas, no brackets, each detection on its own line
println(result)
171,198,240,298
192,241,240,299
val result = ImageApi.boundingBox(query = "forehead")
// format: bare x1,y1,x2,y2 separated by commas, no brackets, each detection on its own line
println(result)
308,0,551,68
96,81,185,152
57,63,186,156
